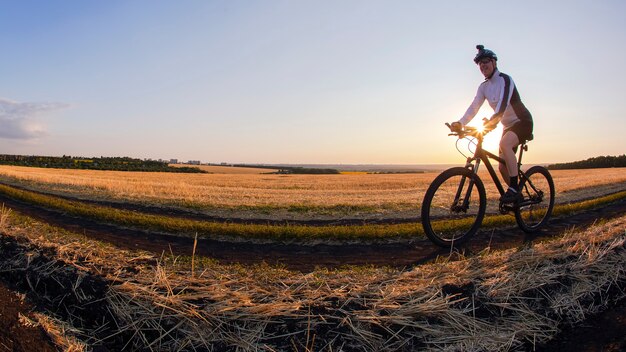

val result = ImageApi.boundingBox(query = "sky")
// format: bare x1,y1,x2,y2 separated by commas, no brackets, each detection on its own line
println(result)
1,0,625,165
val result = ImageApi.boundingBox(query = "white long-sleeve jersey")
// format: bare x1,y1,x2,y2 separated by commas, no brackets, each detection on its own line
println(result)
459,69,532,129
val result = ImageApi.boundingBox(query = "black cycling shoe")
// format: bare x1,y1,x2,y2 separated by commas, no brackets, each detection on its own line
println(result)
500,188,522,204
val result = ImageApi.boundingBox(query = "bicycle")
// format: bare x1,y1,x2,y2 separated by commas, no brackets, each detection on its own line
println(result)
421,121,555,247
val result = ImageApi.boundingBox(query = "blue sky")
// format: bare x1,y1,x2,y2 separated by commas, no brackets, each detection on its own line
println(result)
1,0,624,164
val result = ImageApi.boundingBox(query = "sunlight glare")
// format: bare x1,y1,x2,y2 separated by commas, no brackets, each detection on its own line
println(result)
482,124,502,153
466,106,502,153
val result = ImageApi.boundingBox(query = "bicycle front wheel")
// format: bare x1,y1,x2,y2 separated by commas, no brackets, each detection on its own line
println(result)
515,166,555,232
421,167,487,247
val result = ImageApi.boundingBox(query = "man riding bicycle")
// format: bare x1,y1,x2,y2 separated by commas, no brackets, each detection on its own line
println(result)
450,45,533,204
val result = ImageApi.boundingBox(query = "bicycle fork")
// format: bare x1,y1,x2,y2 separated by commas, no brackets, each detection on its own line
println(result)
451,160,479,213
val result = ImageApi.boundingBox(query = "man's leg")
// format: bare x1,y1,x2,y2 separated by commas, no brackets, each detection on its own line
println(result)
499,131,520,202
500,131,520,181
499,151,510,186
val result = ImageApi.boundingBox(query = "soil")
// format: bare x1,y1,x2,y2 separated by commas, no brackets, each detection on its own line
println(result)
0,282,56,352
537,297,626,351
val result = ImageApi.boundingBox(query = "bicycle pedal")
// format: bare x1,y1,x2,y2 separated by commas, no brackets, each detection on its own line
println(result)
499,202,516,214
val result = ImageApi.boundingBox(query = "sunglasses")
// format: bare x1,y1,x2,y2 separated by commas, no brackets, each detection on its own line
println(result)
478,58,493,65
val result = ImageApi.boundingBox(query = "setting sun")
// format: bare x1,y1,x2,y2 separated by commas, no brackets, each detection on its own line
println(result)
462,105,502,154
478,123,502,153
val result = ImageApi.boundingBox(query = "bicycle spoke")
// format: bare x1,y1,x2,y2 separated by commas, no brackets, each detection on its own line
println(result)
515,166,555,232
422,167,486,246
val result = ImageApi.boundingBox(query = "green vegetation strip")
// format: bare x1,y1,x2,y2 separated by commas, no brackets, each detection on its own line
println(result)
0,184,624,242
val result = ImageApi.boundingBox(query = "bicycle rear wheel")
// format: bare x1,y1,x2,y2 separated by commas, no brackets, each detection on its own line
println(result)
421,167,487,247
515,166,555,232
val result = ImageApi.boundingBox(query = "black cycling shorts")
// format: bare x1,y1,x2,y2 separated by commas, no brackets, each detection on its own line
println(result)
503,119,533,143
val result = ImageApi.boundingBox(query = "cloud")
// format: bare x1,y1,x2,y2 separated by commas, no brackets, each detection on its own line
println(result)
0,98,69,140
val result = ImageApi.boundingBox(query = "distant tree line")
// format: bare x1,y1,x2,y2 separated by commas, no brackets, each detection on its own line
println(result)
369,171,425,174
547,155,626,170
0,154,206,173
232,164,340,174
276,167,340,175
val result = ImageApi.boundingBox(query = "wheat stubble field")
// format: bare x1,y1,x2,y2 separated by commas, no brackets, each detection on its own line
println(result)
0,165,624,216
0,165,624,351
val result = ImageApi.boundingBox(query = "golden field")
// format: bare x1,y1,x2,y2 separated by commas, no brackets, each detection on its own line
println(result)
0,165,624,211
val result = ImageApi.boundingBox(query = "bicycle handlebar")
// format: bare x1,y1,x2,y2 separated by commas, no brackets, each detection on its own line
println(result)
445,120,495,139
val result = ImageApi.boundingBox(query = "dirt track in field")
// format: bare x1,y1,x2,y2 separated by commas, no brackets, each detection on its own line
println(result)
0,190,624,272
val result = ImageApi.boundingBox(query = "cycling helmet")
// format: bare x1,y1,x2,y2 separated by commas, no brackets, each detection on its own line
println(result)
473,44,497,63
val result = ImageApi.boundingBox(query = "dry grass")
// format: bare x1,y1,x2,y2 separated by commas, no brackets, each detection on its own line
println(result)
0,165,624,213
33,313,87,352
105,218,626,351
1,208,624,351
0,203,10,230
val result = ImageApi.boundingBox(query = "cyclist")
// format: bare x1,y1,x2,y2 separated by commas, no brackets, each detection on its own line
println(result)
450,45,533,204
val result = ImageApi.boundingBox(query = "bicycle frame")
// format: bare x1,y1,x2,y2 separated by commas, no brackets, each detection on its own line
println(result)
465,140,508,196
453,127,539,212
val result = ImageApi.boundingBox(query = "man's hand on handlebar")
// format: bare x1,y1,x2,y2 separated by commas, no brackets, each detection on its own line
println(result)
482,117,498,132
446,118,497,136
448,121,463,133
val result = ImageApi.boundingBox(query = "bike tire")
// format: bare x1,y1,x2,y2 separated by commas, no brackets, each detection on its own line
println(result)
515,166,555,232
421,167,487,247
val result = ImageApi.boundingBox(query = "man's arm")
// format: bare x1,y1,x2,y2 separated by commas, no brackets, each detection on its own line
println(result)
459,85,485,126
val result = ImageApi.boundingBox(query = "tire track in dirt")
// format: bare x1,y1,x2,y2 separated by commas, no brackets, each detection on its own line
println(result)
0,193,624,272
